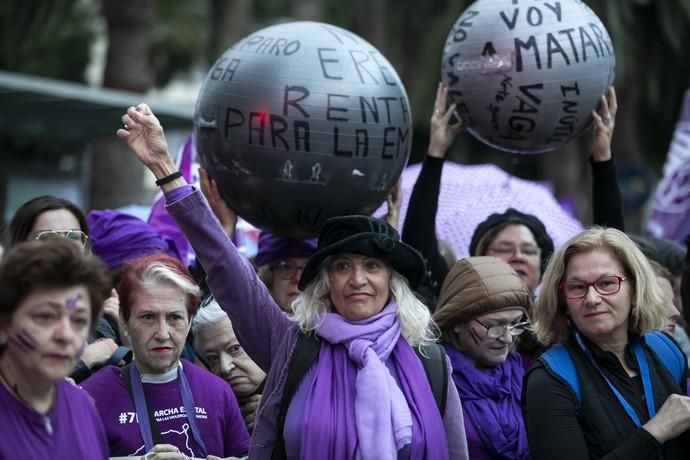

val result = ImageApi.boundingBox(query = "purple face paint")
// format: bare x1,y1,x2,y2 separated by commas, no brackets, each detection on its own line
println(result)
65,293,83,312
8,336,29,353
687,378,690,397
8,329,38,353
468,323,484,346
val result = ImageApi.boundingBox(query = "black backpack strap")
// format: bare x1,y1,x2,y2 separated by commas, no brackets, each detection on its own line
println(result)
415,342,448,418
120,363,164,447
271,332,322,460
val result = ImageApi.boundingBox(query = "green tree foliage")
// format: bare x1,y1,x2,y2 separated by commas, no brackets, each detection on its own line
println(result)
150,1,208,87
0,0,97,82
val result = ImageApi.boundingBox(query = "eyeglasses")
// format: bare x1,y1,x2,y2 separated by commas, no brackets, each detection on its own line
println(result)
487,243,540,260
271,260,306,280
34,230,89,247
560,275,627,299
474,318,531,339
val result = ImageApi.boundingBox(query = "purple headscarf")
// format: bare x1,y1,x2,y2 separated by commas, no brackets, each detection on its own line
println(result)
87,209,182,269
253,231,317,268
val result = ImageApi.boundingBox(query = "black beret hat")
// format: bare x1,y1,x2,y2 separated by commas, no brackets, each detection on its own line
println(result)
468,208,554,274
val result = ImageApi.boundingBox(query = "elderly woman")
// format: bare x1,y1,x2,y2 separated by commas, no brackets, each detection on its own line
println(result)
524,227,690,459
81,254,249,459
0,239,112,459
433,256,532,459
117,103,468,460
192,296,266,432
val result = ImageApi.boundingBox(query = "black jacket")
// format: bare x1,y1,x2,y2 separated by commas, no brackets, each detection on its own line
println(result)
523,334,690,460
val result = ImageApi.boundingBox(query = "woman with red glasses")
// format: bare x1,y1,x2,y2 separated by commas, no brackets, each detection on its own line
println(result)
525,227,690,459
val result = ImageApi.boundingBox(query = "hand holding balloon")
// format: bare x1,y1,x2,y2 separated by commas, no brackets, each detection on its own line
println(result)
589,87,618,163
428,82,464,159
200,167,238,239
383,179,403,232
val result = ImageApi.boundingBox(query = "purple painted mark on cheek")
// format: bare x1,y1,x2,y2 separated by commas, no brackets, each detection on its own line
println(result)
8,336,29,353
468,324,484,346
65,293,83,312
8,329,38,353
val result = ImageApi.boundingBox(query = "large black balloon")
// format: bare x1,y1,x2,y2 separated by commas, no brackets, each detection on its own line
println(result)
194,21,412,237
441,0,615,154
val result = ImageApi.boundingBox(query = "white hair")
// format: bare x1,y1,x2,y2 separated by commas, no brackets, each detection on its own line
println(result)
290,258,439,347
141,262,201,303
190,297,229,356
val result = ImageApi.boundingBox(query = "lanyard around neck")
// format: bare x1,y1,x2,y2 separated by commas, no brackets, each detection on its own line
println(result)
130,362,208,457
573,331,657,427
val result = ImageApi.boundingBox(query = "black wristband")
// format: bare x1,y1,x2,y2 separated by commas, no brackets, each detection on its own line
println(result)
155,171,183,186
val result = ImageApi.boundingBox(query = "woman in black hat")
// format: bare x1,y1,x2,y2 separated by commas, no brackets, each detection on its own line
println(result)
116,103,469,460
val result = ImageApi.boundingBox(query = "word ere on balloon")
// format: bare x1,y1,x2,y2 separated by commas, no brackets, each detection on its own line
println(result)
208,71,410,160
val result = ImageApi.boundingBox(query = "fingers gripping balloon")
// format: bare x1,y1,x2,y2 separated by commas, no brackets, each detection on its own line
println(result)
441,0,615,154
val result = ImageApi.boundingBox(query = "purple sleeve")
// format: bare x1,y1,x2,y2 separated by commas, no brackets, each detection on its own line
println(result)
163,184,195,204
165,189,291,372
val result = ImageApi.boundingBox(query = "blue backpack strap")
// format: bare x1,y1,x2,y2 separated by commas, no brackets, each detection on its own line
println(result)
643,331,685,384
540,345,582,409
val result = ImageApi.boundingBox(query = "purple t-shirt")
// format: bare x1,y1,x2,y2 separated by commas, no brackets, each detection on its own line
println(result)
0,379,108,460
81,360,249,457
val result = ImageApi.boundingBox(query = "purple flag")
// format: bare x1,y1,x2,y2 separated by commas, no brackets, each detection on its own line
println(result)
648,90,690,243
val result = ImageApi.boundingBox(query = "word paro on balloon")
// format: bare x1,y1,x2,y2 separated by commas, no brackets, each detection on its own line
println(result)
194,21,412,237
441,0,615,153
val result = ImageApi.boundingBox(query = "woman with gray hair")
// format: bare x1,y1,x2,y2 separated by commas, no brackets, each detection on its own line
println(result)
191,297,266,432
524,227,690,459
116,103,468,460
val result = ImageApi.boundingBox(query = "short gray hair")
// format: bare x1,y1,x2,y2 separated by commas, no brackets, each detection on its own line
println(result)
191,296,229,356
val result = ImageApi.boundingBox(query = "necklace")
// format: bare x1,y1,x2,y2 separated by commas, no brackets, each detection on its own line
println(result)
0,362,55,434
0,362,55,409
0,361,29,404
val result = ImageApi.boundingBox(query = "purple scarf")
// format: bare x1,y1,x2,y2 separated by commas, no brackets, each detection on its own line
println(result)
444,344,529,460
300,303,449,460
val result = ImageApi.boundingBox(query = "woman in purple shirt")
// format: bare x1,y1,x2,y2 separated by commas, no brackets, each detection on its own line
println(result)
81,253,250,459
0,238,112,459
115,103,469,460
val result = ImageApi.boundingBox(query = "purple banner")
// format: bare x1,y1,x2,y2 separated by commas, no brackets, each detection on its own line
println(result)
648,90,690,243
